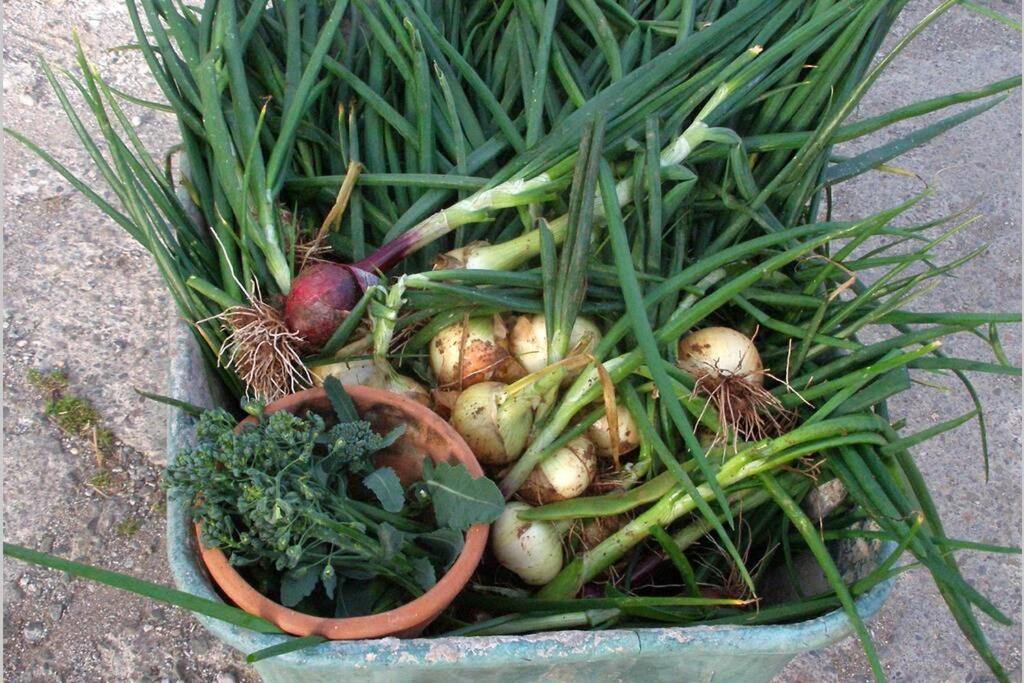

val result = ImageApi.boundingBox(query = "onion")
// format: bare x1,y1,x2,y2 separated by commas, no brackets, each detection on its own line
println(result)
575,515,624,550
309,358,431,406
677,327,790,441
586,403,640,459
283,262,369,350
509,314,602,375
309,358,378,385
451,382,533,465
677,326,763,387
519,437,597,505
429,317,525,388
491,502,563,585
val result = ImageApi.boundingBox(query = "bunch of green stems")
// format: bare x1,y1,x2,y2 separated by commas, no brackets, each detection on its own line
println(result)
12,0,1019,400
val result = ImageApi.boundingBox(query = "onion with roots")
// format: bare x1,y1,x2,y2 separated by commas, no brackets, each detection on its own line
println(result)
429,317,525,389
509,314,603,375
491,502,564,585
283,262,368,350
677,326,790,442
451,381,533,465
586,403,641,460
519,437,597,505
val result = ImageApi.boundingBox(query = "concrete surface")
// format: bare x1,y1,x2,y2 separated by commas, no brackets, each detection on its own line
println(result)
2,1,1020,681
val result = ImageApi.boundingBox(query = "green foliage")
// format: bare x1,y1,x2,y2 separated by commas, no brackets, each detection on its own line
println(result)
165,383,501,617
44,396,102,436
115,516,141,538
88,470,115,494
29,367,115,457
27,368,69,395
420,460,505,532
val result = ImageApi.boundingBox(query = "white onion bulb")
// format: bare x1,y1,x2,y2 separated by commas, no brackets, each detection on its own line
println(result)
586,403,640,459
451,381,533,465
310,358,431,406
429,317,523,388
519,437,597,505
491,502,564,585
509,314,602,374
677,327,763,386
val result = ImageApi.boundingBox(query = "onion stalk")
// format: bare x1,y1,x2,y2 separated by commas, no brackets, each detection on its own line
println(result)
309,277,430,405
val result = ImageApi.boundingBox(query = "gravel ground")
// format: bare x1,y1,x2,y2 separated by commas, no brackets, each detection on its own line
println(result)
3,2,1020,682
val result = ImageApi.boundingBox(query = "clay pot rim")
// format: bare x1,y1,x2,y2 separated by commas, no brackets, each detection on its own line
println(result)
194,385,489,640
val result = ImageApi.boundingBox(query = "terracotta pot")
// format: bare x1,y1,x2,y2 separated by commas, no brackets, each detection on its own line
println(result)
195,385,489,640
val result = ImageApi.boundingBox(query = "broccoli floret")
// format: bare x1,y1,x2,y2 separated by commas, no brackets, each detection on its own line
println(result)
322,420,405,479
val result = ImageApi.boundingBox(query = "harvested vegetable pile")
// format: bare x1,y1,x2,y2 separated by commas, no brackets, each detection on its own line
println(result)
8,0,1022,680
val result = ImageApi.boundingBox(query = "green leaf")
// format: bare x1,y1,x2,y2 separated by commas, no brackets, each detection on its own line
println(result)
247,636,327,663
363,467,405,513
415,527,465,568
280,566,320,607
335,578,377,618
3,543,281,634
411,556,437,591
422,461,504,530
376,522,405,560
133,387,205,417
323,376,359,423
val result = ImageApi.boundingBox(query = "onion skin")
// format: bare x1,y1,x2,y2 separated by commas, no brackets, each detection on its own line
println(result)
429,317,525,388
586,404,640,459
519,437,597,505
309,358,431,407
491,502,564,585
576,515,625,550
509,314,602,375
309,358,378,386
283,262,361,350
677,326,763,386
451,382,533,465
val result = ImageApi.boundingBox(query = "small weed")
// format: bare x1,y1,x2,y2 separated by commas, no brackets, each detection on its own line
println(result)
30,366,117,459
27,369,69,395
45,395,103,437
150,496,168,516
115,516,141,538
88,470,116,494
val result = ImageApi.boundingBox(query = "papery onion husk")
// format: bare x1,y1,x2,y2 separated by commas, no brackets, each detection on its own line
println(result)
451,381,533,465
677,327,792,442
509,314,603,375
430,316,526,389
519,437,597,505
677,326,764,387
586,403,640,460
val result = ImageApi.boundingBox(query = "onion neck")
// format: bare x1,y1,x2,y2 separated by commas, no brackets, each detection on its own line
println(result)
354,173,560,276
450,121,720,273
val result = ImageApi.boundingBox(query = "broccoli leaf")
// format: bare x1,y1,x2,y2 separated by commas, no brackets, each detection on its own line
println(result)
280,566,320,607
323,376,359,423
422,461,504,530
411,557,437,591
415,528,464,568
363,467,405,513
321,564,337,600
376,522,405,560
